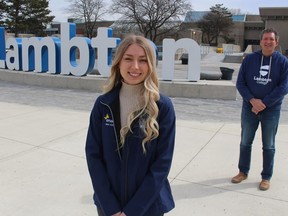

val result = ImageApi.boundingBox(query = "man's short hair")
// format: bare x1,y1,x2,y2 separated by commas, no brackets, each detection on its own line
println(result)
260,28,279,41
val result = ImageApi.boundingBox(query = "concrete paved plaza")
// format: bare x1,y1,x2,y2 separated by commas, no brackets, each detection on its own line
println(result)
1,80,288,216
1,52,288,215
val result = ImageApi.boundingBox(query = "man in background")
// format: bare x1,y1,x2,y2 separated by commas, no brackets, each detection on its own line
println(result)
231,28,288,190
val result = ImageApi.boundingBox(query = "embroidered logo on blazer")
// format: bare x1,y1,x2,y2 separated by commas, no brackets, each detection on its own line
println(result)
104,113,114,126
104,113,109,120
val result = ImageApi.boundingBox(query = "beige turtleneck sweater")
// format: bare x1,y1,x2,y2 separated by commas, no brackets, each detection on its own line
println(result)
119,82,144,127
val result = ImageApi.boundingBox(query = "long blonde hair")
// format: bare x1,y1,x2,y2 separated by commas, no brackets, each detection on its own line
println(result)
104,35,160,153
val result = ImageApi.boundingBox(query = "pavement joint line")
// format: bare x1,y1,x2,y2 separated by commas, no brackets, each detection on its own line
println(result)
171,123,226,182
0,107,45,121
36,145,85,159
0,136,35,147
38,127,88,147
0,143,85,163
0,146,39,162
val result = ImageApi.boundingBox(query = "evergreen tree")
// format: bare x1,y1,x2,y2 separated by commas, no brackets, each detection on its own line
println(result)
197,4,233,45
4,0,27,36
3,0,54,36
24,0,54,36
0,0,5,26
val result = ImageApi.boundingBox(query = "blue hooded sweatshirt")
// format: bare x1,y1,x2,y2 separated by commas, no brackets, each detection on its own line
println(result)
236,50,288,109
85,84,176,216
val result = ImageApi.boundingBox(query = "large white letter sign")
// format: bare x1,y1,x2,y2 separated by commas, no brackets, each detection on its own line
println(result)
91,27,120,77
21,37,61,73
6,38,23,71
0,24,203,82
162,38,200,81
61,23,95,76
0,27,6,68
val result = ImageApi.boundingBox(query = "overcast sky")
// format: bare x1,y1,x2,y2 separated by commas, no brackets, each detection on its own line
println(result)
49,0,288,22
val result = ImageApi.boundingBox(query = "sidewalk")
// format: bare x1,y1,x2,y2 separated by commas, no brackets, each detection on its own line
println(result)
1,81,288,216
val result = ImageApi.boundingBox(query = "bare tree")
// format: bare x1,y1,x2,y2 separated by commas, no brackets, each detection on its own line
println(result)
67,0,107,38
110,0,192,42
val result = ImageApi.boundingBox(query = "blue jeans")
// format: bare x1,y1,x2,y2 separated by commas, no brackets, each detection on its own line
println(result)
238,105,280,180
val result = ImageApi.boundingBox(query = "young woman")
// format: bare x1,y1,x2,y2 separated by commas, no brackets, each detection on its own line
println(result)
86,35,176,216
